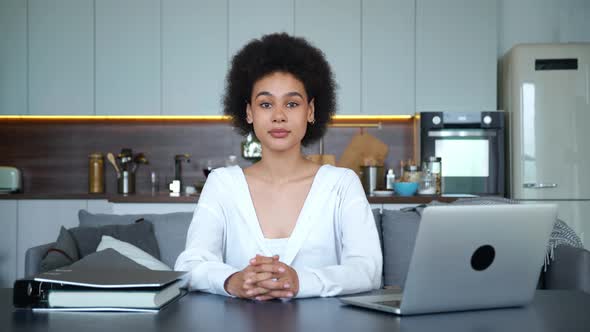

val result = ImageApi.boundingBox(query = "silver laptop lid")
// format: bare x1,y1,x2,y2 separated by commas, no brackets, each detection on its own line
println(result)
400,204,556,315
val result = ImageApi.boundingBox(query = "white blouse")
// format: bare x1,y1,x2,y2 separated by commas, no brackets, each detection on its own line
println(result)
174,164,382,298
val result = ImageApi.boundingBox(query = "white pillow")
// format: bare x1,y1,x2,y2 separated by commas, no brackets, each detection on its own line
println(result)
96,235,171,271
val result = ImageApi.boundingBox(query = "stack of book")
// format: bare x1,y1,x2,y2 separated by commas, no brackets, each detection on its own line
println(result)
14,253,187,312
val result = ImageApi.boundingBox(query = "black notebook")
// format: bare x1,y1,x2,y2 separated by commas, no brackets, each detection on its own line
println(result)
14,249,188,312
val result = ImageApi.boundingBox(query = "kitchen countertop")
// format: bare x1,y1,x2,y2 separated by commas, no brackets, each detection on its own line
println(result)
1,192,461,204
109,193,200,203
0,193,110,200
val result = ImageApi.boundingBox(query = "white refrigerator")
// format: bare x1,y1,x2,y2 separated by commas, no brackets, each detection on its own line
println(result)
502,43,590,249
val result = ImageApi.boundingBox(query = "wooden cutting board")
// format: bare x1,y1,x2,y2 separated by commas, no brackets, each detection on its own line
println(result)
306,154,336,166
337,132,388,175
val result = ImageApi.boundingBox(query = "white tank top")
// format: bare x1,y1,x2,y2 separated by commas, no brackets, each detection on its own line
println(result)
263,237,289,258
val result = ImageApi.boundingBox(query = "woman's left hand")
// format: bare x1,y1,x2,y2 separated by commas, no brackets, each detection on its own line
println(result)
246,254,299,301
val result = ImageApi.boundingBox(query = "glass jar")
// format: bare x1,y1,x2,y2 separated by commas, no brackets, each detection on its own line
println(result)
88,153,104,194
150,171,158,195
418,171,436,195
424,156,442,195
402,165,421,183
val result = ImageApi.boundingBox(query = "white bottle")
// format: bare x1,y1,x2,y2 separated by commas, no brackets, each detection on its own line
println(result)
386,169,396,189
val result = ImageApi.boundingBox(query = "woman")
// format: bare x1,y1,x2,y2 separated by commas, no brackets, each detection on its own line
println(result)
175,33,382,300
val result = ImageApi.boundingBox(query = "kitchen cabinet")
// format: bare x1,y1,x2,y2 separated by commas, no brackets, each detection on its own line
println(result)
295,0,361,115
499,0,561,55
28,0,94,115
499,0,590,56
16,200,86,278
0,199,112,282
0,0,26,115
0,201,17,287
87,199,114,214
228,0,294,59
95,0,161,115
416,0,497,113
2,0,507,117
362,0,415,115
162,0,228,115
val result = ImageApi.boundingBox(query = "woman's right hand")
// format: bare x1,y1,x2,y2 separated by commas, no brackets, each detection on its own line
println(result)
223,255,293,300
224,269,259,299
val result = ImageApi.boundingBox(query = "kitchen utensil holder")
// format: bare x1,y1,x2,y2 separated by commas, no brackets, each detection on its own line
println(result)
361,165,385,196
117,170,135,195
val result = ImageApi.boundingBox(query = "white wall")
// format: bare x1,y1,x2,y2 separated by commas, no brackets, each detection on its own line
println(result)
499,0,590,56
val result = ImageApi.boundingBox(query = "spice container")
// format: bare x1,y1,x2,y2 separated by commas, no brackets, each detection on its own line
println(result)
418,171,436,195
385,169,396,189
88,153,105,194
150,171,158,195
423,156,442,195
402,165,421,183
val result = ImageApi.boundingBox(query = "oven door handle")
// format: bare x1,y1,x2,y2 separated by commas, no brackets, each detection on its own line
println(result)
428,130,497,137
523,183,558,189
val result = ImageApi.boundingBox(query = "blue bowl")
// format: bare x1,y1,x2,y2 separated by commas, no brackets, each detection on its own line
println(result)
393,182,418,196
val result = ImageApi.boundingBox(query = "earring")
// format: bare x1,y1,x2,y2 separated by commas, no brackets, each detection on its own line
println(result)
309,119,315,125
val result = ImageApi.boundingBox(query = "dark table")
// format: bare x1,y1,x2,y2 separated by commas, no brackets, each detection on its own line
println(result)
3,289,590,332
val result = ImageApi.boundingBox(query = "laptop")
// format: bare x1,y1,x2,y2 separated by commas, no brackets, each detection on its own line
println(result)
340,203,557,315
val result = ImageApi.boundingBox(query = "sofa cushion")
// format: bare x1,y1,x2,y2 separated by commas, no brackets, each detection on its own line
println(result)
40,226,80,272
381,208,421,288
78,210,193,268
69,219,161,259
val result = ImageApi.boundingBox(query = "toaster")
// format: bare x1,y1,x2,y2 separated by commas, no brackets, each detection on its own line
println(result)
0,166,21,193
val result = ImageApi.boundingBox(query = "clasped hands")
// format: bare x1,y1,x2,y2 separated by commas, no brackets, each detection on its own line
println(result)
224,254,299,301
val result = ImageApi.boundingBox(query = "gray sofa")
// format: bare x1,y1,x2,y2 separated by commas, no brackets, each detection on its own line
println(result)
25,208,590,294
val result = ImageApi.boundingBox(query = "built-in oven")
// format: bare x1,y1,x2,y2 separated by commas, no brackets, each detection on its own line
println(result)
420,111,505,196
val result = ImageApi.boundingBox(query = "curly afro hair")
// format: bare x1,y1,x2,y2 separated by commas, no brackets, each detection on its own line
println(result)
223,33,337,146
